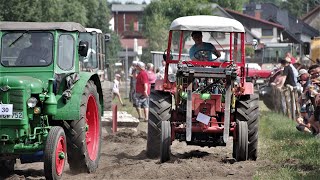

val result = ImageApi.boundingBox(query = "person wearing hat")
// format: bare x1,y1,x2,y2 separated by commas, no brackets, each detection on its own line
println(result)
15,33,52,66
276,58,296,88
189,31,221,61
112,74,125,106
135,61,150,121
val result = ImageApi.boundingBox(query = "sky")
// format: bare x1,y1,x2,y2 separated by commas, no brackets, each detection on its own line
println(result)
107,0,151,4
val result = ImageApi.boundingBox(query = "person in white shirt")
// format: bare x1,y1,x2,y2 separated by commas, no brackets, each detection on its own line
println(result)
158,60,172,79
112,74,125,106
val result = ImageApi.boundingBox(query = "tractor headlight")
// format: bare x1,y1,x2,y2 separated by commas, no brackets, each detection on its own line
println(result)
27,97,38,108
168,74,176,83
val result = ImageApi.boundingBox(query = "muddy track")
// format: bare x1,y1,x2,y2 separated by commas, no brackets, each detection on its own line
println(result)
1,122,260,180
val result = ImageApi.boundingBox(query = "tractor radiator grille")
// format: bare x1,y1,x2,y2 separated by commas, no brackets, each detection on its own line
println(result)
0,90,24,111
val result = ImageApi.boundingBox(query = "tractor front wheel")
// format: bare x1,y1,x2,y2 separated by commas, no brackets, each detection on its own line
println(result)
233,120,248,161
160,121,171,163
146,90,172,158
235,94,259,160
66,80,102,173
44,126,67,180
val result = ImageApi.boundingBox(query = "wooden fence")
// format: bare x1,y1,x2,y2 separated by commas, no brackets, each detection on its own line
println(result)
271,84,301,120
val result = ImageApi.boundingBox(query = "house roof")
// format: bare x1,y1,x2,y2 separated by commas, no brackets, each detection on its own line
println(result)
225,9,284,29
243,3,319,39
302,5,320,20
170,15,245,32
111,4,147,12
120,38,147,49
0,22,86,32
211,4,259,40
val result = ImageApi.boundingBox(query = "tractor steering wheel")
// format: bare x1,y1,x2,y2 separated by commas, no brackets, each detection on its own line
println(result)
194,49,219,61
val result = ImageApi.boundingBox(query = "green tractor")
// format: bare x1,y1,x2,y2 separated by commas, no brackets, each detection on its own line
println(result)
79,28,112,111
0,22,103,179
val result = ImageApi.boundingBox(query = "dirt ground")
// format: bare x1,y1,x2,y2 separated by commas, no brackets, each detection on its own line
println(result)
1,122,260,180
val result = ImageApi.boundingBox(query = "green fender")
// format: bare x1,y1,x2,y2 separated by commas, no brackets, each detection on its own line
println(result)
54,72,103,120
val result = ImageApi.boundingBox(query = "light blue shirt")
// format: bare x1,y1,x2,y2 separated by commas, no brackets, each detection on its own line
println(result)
189,42,216,61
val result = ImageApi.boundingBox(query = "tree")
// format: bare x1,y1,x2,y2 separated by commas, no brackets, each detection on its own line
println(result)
280,0,319,17
211,0,248,11
106,31,122,68
142,0,213,61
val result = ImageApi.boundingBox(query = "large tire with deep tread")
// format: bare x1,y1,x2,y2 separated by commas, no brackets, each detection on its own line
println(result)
44,126,67,180
235,94,259,160
65,80,102,173
160,121,171,163
233,120,248,161
146,90,172,158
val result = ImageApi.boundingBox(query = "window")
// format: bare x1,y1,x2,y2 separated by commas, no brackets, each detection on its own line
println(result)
1,32,53,67
262,29,273,36
57,34,74,70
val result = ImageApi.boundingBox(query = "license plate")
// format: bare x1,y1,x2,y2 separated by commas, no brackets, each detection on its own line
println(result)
0,112,23,119
256,79,264,84
0,104,13,115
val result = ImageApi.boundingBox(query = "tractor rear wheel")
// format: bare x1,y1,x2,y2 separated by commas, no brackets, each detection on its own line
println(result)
44,126,67,180
160,121,171,163
66,80,102,173
235,94,259,160
233,120,248,161
146,90,172,158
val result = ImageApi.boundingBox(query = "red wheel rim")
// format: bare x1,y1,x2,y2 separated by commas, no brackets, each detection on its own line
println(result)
55,136,66,176
86,94,100,160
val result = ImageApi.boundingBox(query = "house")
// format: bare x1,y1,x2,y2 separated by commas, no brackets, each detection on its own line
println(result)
243,3,319,43
302,5,320,32
111,4,148,65
225,9,285,44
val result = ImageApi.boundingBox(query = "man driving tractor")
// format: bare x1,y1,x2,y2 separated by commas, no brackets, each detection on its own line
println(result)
189,31,221,61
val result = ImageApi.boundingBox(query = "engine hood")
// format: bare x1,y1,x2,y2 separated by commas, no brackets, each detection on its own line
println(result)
0,76,44,94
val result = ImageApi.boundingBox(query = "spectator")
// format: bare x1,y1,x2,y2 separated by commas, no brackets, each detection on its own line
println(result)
147,63,157,89
112,74,125,106
285,52,296,64
275,58,296,88
298,69,311,91
135,62,150,121
285,57,299,85
158,60,172,79
129,61,138,102
296,105,312,133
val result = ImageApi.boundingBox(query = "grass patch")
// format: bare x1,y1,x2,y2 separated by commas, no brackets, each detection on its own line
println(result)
255,102,320,179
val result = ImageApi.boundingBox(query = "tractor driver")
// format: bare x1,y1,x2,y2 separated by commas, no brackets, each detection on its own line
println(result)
189,31,221,61
15,33,52,66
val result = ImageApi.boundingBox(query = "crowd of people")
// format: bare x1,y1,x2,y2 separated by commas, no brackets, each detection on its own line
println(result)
113,60,168,121
270,52,320,136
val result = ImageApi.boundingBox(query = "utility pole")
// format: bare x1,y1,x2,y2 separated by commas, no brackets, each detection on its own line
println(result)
125,46,129,98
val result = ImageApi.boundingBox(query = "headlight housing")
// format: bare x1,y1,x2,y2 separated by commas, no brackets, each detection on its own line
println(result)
27,97,38,108
168,74,176,83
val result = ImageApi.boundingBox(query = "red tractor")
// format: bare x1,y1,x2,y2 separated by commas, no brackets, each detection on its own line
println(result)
146,16,259,163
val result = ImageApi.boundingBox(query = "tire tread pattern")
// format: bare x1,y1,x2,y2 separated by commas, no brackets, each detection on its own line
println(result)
236,94,259,160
